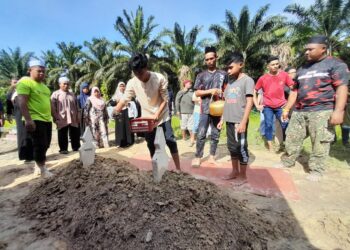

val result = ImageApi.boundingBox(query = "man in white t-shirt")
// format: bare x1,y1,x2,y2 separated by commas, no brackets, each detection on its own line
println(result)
114,53,180,170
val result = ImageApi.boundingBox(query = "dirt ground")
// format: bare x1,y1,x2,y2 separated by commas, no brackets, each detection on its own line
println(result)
0,130,350,250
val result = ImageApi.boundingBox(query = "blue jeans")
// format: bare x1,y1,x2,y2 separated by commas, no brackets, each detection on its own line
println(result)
195,114,221,158
192,112,200,134
341,126,350,145
259,111,275,136
262,107,288,141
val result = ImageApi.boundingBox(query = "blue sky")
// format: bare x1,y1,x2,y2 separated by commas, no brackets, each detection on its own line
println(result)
0,0,313,57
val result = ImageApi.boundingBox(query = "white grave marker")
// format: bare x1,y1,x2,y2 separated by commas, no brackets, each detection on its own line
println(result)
152,127,169,182
79,127,96,167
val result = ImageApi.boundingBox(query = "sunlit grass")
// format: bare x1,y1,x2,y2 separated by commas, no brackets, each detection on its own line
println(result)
171,111,349,168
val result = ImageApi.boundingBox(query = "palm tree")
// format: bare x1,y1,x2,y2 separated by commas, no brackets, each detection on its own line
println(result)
56,42,83,90
161,23,205,86
0,47,33,82
78,38,129,98
42,50,64,90
209,5,285,78
43,42,83,91
285,0,350,55
114,6,162,56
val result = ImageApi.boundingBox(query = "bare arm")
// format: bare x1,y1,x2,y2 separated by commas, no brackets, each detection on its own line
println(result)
18,95,32,122
115,99,127,113
155,98,167,121
330,85,348,125
237,96,254,133
253,90,263,111
195,88,221,98
50,95,59,122
284,91,297,111
18,94,36,132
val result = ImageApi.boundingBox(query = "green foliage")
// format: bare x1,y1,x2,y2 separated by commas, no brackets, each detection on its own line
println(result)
0,1,349,98
209,5,286,79
0,47,33,81
285,0,350,56
114,6,162,56
78,38,130,98
0,87,7,107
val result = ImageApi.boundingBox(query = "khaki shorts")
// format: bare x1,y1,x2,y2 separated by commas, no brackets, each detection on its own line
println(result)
180,113,194,131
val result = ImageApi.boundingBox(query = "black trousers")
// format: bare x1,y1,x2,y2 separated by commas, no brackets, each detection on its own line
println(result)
144,120,178,157
115,108,134,147
29,121,52,162
58,125,81,152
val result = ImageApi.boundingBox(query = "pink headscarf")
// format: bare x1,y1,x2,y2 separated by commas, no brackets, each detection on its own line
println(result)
89,87,105,110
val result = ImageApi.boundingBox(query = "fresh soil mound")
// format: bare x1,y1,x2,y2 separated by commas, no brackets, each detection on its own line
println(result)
20,156,295,249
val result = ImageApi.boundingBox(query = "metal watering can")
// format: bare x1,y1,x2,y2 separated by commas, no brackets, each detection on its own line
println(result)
209,95,225,117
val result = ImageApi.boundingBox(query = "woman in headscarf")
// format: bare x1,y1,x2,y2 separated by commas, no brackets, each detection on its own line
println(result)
77,82,90,136
84,87,109,148
111,82,135,147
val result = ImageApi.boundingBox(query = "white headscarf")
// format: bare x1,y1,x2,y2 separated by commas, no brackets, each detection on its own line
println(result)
113,82,126,102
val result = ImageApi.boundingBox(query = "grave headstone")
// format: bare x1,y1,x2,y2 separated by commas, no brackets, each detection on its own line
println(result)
152,127,169,182
79,127,96,167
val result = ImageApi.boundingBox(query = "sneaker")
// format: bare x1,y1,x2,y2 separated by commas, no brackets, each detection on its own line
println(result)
59,150,69,154
191,158,201,168
33,165,41,176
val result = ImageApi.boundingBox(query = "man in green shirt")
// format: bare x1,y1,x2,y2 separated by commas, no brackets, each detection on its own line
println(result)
17,59,53,177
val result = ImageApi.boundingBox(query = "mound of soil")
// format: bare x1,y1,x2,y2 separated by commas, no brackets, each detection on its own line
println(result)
20,156,296,249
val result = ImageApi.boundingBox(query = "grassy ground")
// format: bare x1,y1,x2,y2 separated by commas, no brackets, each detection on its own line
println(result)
171,111,263,146
171,112,349,168
3,113,349,168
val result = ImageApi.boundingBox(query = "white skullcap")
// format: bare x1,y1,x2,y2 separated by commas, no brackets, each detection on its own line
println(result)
58,76,70,84
28,59,45,68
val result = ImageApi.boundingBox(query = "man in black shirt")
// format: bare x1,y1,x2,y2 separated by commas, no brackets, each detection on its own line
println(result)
192,47,227,167
281,35,349,181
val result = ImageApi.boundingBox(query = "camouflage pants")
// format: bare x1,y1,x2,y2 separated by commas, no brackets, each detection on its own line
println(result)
282,110,334,173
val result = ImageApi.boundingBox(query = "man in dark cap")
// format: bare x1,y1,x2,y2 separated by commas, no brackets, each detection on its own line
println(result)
279,35,349,181
191,46,228,167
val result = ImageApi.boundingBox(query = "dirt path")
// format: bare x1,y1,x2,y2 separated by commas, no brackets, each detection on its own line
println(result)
0,131,349,249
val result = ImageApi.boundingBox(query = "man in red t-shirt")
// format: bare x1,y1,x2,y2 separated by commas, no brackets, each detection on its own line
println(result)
253,56,295,151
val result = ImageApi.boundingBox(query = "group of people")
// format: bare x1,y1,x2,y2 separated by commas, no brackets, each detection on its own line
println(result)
2,60,129,177
189,35,349,184
1,34,348,183
155,34,349,185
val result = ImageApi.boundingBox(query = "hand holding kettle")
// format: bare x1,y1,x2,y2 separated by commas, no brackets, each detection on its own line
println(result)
210,88,222,96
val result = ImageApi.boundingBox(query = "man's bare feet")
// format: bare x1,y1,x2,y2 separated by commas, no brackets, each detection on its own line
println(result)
171,169,182,173
267,141,274,152
232,177,248,187
191,158,201,168
222,172,239,180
